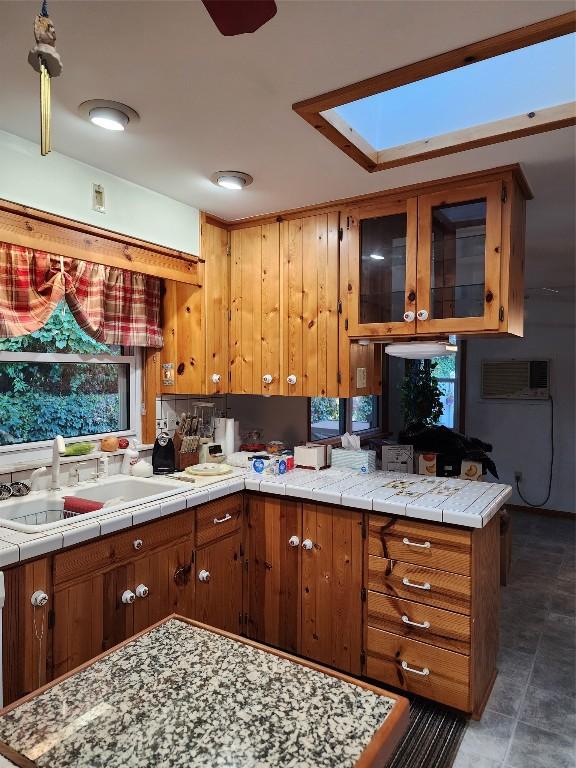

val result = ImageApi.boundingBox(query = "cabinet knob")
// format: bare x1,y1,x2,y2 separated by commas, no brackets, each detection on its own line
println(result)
135,584,149,599
301,538,314,551
416,309,429,321
286,374,297,385
198,569,211,583
211,373,222,383
262,374,273,384
31,590,49,607
133,539,143,551
122,590,136,604
403,311,415,322
288,535,300,547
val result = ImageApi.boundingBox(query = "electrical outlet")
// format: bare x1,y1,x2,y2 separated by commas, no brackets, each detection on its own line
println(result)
514,470,522,483
156,418,168,432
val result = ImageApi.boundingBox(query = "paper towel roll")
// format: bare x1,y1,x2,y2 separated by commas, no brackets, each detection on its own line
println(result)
224,418,235,458
234,420,241,451
214,417,226,444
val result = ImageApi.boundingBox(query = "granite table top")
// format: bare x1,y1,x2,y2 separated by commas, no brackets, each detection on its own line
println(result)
0,618,406,768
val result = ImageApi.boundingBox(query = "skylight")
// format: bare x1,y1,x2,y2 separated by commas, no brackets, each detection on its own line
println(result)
330,33,575,152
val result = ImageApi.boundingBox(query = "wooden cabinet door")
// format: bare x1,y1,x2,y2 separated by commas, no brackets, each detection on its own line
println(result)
202,219,229,394
301,504,364,674
280,213,340,397
133,541,194,634
230,224,281,394
52,562,134,679
245,494,301,654
344,200,417,338
416,181,503,334
194,532,243,635
161,279,205,394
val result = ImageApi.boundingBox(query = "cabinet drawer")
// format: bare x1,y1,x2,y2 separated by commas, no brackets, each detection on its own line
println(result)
366,627,470,711
368,556,471,616
195,494,243,547
367,591,470,655
368,515,471,576
54,510,194,585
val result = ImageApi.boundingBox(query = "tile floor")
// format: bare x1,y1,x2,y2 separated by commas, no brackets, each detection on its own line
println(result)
454,509,576,768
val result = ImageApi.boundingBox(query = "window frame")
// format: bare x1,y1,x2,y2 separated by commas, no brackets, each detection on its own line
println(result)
309,394,384,442
0,348,141,456
292,12,576,173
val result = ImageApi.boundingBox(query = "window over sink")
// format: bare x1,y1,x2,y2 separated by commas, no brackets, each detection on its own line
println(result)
310,395,381,440
0,302,136,449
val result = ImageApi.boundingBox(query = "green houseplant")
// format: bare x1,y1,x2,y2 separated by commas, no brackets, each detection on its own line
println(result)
400,360,444,428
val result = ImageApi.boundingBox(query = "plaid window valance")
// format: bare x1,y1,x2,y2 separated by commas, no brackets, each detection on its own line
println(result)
0,242,163,348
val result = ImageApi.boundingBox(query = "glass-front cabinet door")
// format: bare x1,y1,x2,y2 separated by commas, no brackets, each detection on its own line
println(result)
416,181,503,333
346,199,417,337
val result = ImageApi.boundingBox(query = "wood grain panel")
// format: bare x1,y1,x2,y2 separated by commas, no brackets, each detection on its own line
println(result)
242,226,262,393
367,591,470,655
301,504,363,674
368,515,471,576
245,494,301,654
195,494,243,548
54,510,194,586
175,279,204,393
326,212,340,397
203,219,230,393
229,228,243,392
283,219,304,395
366,627,470,711
194,532,243,635
302,216,320,396
261,223,281,394
368,557,471,616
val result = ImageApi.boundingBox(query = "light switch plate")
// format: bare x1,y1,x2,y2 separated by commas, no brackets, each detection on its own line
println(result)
92,183,106,213
356,366,367,389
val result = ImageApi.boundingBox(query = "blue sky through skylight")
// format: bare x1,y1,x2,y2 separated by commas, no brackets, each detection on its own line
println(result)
332,34,576,150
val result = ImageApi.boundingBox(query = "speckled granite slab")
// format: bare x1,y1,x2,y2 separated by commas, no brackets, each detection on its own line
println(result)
0,619,398,768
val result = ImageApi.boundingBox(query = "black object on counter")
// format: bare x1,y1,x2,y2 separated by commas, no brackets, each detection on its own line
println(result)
399,422,499,479
152,434,176,475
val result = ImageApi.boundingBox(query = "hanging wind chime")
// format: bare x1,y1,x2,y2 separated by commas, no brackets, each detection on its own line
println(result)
27,0,62,156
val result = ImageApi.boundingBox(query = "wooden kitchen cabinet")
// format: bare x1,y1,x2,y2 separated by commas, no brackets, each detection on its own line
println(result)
344,167,528,339
194,531,243,635
202,218,230,394
245,494,301,654
244,495,364,673
161,278,205,394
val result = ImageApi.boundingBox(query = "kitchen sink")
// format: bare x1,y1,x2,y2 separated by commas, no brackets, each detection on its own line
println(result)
0,475,191,533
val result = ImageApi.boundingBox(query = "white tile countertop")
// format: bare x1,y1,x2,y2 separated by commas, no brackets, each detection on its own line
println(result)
0,469,511,567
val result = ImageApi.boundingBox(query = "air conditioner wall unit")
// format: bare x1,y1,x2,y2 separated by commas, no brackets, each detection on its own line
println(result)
481,360,550,400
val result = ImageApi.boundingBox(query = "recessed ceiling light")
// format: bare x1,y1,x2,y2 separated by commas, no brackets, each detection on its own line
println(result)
211,171,253,190
369,253,385,260
78,100,140,132
385,341,458,359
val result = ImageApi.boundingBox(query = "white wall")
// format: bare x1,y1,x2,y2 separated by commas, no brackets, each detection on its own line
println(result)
465,296,575,513
0,130,199,254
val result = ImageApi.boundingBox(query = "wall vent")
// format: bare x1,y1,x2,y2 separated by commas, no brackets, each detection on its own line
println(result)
481,360,550,400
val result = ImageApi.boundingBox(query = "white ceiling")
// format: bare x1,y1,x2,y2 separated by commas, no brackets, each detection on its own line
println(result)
0,0,574,289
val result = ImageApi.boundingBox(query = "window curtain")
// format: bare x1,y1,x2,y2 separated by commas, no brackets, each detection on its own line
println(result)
0,242,163,348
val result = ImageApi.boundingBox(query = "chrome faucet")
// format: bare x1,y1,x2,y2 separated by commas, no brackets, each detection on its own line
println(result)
51,435,66,491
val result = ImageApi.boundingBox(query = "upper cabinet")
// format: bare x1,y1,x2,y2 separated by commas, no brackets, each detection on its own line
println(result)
344,168,528,339
202,219,230,394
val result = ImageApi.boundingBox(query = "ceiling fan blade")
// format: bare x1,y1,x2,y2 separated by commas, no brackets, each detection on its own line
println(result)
202,0,277,36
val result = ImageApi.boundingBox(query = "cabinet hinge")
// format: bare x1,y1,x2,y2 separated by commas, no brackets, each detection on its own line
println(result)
226,243,231,257
191,551,195,564
346,216,351,230
244,612,248,627
361,517,367,539
361,587,367,602
48,609,55,629
228,309,232,322
338,227,344,242
360,650,366,667
239,543,244,558
499,306,505,322
338,299,343,315
344,318,349,331
501,185,508,203
337,371,342,384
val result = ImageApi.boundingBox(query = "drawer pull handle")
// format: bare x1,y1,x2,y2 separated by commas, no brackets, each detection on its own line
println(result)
401,660,430,676
402,537,431,549
213,513,232,525
402,615,430,629
402,577,431,591
133,539,143,551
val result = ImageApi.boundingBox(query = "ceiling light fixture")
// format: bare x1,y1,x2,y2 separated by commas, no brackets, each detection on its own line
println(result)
369,253,385,260
211,171,253,190
78,100,140,132
385,341,458,360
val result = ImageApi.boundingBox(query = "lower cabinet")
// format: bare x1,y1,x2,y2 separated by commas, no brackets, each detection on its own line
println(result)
194,531,243,635
245,494,363,674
